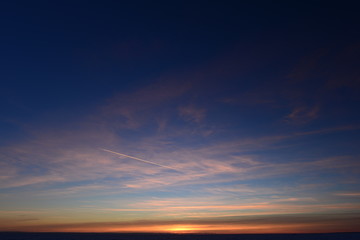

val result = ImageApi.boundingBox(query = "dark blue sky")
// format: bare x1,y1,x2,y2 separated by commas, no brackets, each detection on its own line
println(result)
0,1,359,233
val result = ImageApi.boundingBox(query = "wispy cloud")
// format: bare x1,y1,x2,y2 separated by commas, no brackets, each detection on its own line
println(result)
178,105,206,123
285,104,320,124
335,192,360,197
1,55,359,233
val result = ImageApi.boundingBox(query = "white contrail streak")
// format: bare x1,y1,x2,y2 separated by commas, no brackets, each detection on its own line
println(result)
100,148,179,171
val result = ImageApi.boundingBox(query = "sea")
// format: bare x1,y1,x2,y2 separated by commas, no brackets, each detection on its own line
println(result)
0,233,359,240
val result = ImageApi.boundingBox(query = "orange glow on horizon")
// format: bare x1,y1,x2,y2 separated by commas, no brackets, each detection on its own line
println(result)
6,222,347,234
166,225,203,233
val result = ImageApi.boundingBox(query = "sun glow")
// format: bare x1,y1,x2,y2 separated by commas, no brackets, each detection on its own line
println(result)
166,225,200,233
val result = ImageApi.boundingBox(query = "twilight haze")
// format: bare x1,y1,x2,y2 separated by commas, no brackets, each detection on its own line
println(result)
0,1,359,234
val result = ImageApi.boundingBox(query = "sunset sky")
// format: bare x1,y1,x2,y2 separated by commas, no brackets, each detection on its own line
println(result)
1,1,360,234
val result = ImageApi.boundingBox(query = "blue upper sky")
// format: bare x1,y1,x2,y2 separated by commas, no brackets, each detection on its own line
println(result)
0,1,359,233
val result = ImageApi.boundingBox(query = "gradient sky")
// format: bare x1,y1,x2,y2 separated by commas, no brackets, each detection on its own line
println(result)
1,1,360,234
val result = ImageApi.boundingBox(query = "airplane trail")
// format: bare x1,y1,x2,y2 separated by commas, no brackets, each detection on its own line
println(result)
100,148,179,171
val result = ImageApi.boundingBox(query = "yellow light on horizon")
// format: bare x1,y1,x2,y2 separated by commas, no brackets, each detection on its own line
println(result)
166,225,200,233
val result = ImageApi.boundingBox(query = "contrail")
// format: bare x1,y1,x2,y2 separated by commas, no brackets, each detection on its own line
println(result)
100,148,179,171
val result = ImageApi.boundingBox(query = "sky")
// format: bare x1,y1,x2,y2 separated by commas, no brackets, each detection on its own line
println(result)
0,0,360,234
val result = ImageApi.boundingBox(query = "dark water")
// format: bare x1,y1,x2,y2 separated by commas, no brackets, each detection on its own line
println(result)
0,232,359,240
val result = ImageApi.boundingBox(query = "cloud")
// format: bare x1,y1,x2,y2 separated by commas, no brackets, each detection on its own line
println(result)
1,54,359,234
1,116,358,196
335,192,360,197
178,105,206,123
0,210,41,215
285,104,320,124
2,212,359,233
219,44,360,127
99,78,193,129
294,125,360,136
286,49,326,83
